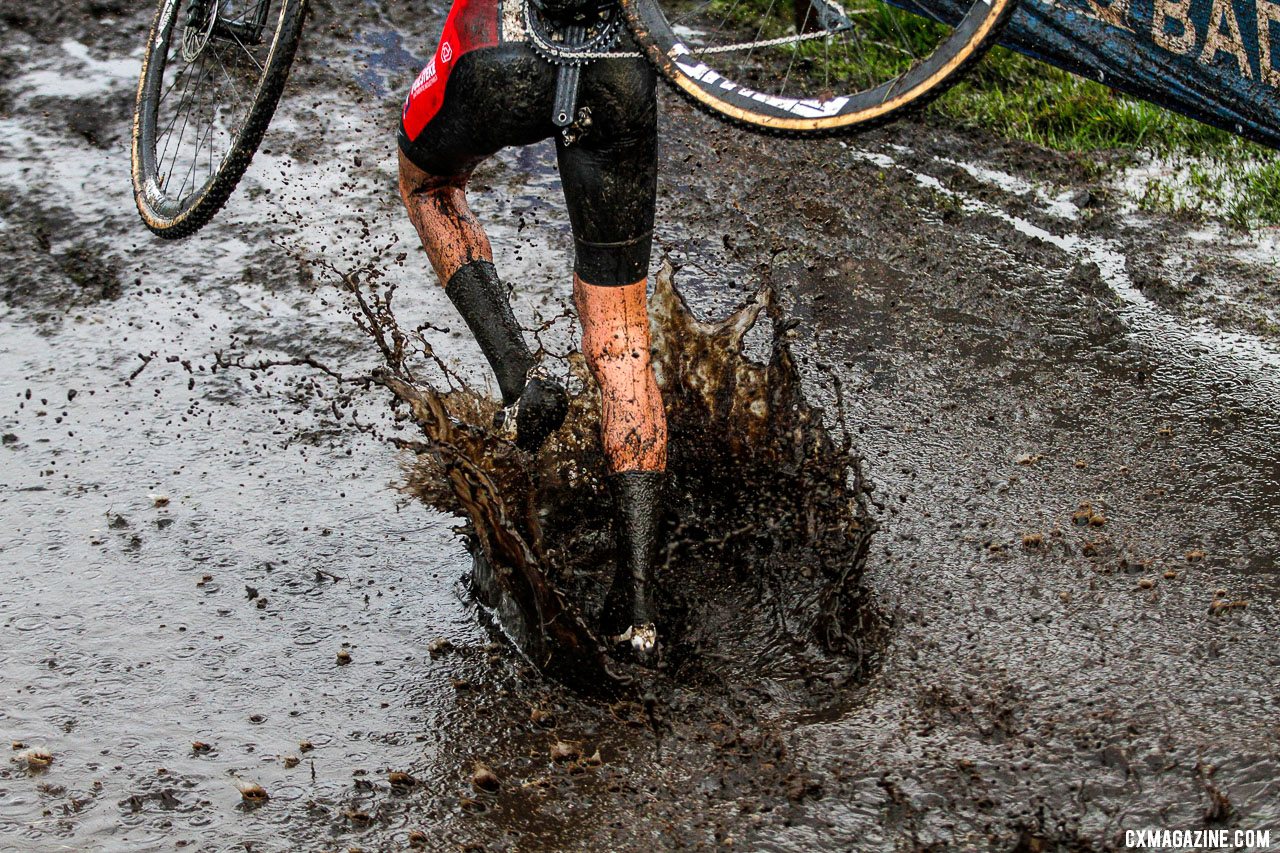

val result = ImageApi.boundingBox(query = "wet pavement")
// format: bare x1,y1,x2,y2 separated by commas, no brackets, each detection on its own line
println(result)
2,1,1279,851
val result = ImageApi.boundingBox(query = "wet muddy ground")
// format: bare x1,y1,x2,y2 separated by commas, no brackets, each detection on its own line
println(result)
2,1,1279,850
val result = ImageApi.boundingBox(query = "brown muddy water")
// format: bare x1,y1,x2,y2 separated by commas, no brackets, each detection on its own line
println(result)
2,1,1280,851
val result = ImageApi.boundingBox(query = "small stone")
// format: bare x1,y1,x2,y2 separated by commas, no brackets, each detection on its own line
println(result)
191,741,213,754
427,637,453,657
388,771,416,789
336,649,352,665
529,708,556,729
298,740,314,753
14,748,53,769
408,831,429,848
1138,577,1155,589
550,741,580,763
343,808,372,825
470,763,500,793
236,780,268,802
282,755,299,769
149,494,170,507
1186,549,1206,562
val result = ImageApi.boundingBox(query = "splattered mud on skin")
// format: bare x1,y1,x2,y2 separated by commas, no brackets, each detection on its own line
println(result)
380,261,879,691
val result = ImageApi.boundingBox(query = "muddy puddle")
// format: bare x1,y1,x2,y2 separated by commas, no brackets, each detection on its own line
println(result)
3,1,1280,850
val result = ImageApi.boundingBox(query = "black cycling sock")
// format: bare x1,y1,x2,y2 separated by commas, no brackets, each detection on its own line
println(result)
444,260,535,404
606,471,664,634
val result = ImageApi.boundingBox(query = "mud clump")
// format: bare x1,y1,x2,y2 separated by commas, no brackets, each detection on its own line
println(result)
389,262,879,693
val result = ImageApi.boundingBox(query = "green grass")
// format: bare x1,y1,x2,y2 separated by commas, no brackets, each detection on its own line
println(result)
935,47,1235,152
686,0,1280,226
933,46,1280,228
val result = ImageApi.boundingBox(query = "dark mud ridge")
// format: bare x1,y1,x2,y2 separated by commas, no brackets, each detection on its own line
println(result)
382,261,882,695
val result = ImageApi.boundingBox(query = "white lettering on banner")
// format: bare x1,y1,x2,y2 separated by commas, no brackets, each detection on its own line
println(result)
1039,0,1280,89
1261,0,1280,84
1152,0,1199,53
1200,0,1254,76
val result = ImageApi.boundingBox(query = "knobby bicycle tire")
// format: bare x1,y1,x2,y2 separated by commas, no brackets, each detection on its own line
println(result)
621,0,1018,136
132,0,309,239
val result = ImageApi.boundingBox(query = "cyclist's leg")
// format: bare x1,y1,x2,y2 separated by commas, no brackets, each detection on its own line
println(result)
399,43,557,405
558,55,664,473
560,56,665,654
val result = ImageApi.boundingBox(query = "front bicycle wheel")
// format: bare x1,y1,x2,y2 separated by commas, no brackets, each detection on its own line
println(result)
622,0,1016,135
132,0,308,239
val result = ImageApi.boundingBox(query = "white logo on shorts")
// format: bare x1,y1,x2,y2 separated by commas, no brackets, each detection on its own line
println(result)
440,40,454,63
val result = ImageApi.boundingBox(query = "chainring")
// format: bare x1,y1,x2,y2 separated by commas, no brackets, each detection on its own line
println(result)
524,0,624,65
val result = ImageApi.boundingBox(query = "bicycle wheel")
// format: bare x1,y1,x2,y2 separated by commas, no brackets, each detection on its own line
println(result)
132,0,308,239
621,0,1016,135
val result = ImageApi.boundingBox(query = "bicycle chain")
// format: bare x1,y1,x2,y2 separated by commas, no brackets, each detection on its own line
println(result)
524,4,852,64
523,1,638,64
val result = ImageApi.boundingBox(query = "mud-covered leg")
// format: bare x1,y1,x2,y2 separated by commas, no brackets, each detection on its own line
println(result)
399,153,568,450
398,152,532,403
574,277,667,473
560,56,665,659
576,277,667,660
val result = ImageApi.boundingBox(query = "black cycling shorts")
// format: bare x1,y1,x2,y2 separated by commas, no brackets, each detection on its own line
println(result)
398,0,657,287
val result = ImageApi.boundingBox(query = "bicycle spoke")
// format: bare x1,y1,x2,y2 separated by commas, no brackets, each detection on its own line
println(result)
134,0,302,234
208,42,248,115
227,28,265,73
160,52,209,186
655,0,958,103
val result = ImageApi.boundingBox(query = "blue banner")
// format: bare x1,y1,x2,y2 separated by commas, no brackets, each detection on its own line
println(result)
907,0,1280,148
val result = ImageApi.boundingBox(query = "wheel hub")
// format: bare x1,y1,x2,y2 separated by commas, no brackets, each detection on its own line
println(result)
180,1,217,62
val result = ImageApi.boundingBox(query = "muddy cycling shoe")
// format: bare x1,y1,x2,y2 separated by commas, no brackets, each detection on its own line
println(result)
602,471,664,665
493,373,569,452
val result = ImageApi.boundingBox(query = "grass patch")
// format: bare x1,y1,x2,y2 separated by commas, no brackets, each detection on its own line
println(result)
935,47,1235,153
933,46,1280,228
680,0,1280,226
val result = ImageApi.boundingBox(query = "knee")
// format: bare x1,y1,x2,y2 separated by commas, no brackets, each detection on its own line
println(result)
581,322,650,378
398,151,464,209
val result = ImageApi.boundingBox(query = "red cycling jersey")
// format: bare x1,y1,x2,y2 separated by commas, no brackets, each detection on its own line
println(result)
401,0,505,141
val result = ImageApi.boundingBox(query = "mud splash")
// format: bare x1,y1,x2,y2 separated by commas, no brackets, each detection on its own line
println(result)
377,261,880,692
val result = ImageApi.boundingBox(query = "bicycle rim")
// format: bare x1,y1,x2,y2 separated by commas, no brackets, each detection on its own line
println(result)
622,0,1017,135
132,0,306,238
